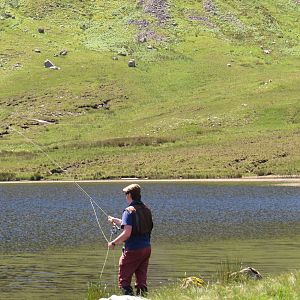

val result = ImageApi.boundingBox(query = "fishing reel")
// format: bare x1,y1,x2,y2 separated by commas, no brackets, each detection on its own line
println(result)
111,224,121,235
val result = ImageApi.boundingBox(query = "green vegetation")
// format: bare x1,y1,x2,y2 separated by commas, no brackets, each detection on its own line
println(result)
1,0,300,180
87,270,300,300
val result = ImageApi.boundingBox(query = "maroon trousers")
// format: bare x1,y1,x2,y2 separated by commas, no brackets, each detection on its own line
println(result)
118,247,151,289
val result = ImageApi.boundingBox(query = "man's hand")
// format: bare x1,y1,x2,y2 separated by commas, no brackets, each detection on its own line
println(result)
107,241,115,250
108,216,122,226
108,216,114,224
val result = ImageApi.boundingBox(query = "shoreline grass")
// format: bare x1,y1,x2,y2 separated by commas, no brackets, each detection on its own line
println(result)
87,270,300,300
0,176,300,184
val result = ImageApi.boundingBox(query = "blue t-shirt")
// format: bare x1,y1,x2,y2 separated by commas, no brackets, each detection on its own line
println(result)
121,201,151,250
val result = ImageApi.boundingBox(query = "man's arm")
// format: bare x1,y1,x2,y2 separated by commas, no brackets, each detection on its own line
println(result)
108,225,132,249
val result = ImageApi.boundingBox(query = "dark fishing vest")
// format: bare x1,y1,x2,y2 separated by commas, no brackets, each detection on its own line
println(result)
130,204,153,236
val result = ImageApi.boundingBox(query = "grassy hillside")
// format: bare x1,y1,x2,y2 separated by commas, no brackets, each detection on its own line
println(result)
0,0,300,180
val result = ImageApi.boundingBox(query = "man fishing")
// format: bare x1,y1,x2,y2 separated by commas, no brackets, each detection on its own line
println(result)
108,184,153,296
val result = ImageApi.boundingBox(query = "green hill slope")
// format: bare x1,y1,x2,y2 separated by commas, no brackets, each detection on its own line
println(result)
0,0,300,180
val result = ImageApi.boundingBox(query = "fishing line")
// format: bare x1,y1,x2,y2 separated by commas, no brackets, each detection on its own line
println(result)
99,231,113,281
10,126,112,242
10,126,121,282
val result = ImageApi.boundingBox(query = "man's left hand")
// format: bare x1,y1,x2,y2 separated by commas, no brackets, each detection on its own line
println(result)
108,242,115,250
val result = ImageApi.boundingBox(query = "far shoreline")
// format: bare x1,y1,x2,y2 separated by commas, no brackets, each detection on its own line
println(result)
0,176,300,186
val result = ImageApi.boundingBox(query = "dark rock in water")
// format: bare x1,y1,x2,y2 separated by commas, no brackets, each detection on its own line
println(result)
230,267,263,280
44,59,55,68
38,28,45,33
59,49,68,56
128,59,136,67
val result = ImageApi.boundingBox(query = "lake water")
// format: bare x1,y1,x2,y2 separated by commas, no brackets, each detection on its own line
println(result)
0,182,299,299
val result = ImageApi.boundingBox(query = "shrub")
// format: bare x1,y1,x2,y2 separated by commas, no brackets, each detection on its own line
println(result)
30,173,43,181
0,172,16,181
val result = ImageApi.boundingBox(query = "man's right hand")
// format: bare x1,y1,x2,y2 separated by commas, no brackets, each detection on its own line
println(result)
108,216,114,224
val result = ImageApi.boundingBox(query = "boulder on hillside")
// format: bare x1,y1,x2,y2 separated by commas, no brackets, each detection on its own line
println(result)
49,65,60,70
128,59,136,67
44,59,60,70
44,59,55,68
59,49,68,56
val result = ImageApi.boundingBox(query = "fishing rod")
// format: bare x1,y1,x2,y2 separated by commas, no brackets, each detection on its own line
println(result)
9,126,121,242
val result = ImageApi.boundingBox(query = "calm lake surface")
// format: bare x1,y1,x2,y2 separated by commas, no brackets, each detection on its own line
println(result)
0,182,299,299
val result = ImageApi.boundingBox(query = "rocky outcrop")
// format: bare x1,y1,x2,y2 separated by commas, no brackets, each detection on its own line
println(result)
139,0,170,25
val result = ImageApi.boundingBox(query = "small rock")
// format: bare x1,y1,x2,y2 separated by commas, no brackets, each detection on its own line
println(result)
13,63,22,68
4,12,15,19
263,49,271,54
147,45,153,49
227,63,232,67
38,28,45,34
112,56,118,60
59,49,68,56
49,66,60,70
54,54,59,57
139,37,147,43
128,59,136,67
44,59,55,68
118,51,127,56
172,22,178,26
33,48,41,53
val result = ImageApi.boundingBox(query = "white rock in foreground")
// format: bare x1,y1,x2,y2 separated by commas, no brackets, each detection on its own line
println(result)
99,295,147,300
